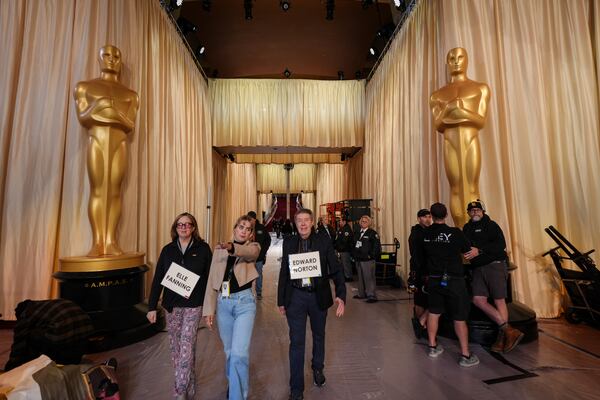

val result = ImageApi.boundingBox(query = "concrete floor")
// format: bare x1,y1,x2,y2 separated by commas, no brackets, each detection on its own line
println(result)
1,236,600,399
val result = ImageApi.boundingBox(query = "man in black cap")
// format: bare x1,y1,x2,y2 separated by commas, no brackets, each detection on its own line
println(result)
407,208,432,339
247,211,271,300
414,203,479,367
334,218,355,281
463,200,523,353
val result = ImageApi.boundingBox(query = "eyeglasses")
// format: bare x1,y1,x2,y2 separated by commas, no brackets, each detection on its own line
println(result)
176,222,194,229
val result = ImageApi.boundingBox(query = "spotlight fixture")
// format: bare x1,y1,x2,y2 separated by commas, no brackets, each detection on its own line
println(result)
244,0,253,20
337,70,344,80
369,46,378,57
164,0,184,12
325,0,334,20
394,0,407,12
226,153,235,162
195,44,205,59
177,17,198,35
280,0,290,11
283,68,292,78
202,0,211,11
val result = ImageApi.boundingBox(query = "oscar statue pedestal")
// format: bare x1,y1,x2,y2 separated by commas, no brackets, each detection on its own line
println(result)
54,253,165,352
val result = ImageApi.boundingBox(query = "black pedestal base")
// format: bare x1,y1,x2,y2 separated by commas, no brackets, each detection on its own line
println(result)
439,301,538,346
53,266,165,353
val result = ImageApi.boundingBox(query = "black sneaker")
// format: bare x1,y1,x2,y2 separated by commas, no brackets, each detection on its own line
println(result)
411,317,424,339
366,297,378,303
289,392,304,400
313,368,326,387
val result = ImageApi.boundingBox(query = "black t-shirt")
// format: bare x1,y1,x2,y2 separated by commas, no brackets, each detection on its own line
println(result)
418,223,471,277
222,249,252,294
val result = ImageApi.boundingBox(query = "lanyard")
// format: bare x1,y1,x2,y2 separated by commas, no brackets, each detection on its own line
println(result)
177,239,193,266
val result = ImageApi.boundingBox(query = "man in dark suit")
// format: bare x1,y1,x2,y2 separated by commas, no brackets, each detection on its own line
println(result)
278,209,346,400
247,211,271,300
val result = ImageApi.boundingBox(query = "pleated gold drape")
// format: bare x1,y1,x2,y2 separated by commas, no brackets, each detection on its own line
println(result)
315,164,349,219
0,0,212,319
211,162,257,244
256,164,317,193
210,79,365,148
300,192,316,215
363,0,600,317
257,193,273,224
236,153,343,164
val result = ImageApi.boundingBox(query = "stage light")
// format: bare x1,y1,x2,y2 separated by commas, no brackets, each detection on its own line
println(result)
284,68,292,78
244,0,253,20
202,0,211,11
338,70,344,80
369,47,377,56
326,0,334,20
164,0,184,12
394,0,407,12
195,44,205,59
280,0,290,11
177,17,198,35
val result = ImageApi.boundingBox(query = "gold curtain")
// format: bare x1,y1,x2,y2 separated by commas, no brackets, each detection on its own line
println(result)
211,163,257,244
210,79,365,148
257,193,273,224
300,192,316,215
256,164,317,193
363,0,600,317
315,164,349,219
0,0,213,319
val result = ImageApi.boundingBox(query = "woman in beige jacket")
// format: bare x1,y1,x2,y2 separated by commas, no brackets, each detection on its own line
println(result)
203,215,260,400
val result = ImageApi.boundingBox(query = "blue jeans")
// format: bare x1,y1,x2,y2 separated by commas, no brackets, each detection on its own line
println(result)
255,261,264,295
217,288,257,400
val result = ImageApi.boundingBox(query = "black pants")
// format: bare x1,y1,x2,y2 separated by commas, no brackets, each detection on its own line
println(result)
286,288,328,394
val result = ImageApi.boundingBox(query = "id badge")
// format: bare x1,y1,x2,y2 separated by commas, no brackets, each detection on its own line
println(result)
440,273,449,287
221,281,230,297
302,278,311,287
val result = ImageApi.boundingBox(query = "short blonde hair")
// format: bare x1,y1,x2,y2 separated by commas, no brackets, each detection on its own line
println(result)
360,215,372,224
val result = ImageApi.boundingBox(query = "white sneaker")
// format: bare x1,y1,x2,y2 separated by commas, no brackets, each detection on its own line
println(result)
428,344,444,358
459,353,480,367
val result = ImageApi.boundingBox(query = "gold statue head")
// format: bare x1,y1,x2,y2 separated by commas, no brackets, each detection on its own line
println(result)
98,45,122,75
446,47,468,76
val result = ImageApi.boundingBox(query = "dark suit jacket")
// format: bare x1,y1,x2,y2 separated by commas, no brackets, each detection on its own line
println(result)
277,231,347,310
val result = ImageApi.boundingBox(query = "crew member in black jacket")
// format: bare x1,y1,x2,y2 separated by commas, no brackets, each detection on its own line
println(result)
335,218,355,281
463,200,523,353
407,208,432,338
414,203,479,368
147,212,212,399
352,215,382,303
247,211,271,300
278,208,346,400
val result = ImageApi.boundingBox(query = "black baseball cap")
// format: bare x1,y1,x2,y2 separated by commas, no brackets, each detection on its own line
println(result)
467,200,484,211
417,209,431,218
247,211,257,219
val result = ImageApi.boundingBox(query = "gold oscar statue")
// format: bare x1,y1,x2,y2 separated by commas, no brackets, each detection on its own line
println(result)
61,45,143,271
430,47,490,228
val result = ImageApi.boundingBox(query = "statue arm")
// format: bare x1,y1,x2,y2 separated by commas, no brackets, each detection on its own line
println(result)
429,94,447,132
443,85,490,129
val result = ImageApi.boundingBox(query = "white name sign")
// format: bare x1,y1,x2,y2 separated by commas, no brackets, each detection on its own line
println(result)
161,262,200,299
289,251,322,280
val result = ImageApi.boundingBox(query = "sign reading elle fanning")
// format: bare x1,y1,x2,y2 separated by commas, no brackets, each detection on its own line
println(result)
161,262,200,299
289,251,322,280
